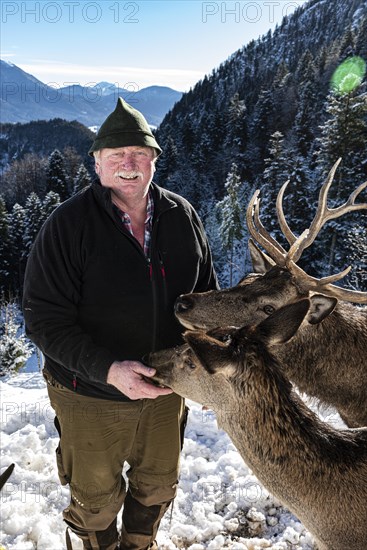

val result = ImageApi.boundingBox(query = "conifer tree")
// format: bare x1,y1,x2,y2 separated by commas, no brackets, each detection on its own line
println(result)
316,88,367,181
22,193,43,260
46,150,68,201
338,25,356,61
0,196,10,292
294,50,319,158
217,163,246,285
250,88,276,174
355,15,367,59
314,84,367,274
41,191,61,225
201,200,227,286
73,164,92,194
261,132,291,244
224,93,247,167
287,154,313,230
156,136,178,184
271,62,296,133
0,301,32,375
344,223,367,291
63,146,83,194
8,203,26,294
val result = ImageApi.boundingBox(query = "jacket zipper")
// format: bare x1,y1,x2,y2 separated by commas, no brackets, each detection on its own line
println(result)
158,251,168,308
149,219,160,352
149,215,170,351
110,202,172,353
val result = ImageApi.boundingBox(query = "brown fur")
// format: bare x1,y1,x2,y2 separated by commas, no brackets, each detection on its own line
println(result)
148,300,367,550
174,247,367,427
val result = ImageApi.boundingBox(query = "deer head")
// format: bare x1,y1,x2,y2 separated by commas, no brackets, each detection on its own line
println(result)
148,300,311,403
175,159,367,331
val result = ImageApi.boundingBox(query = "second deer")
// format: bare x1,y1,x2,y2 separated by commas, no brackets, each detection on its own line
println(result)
147,299,367,550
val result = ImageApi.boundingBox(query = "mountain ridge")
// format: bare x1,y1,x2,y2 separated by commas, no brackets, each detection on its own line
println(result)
0,60,183,127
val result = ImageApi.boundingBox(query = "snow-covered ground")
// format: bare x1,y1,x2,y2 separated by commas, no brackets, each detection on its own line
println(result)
0,358,346,550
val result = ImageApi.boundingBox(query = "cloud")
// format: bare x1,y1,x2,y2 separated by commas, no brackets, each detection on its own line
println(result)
16,60,204,91
1,52,17,58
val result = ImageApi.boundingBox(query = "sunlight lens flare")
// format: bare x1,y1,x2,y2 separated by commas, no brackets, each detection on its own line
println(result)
331,56,366,95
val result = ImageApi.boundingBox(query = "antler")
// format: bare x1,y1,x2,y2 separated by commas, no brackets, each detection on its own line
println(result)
246,159,367,303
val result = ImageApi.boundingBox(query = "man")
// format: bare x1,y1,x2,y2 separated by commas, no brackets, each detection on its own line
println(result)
23,98,218,550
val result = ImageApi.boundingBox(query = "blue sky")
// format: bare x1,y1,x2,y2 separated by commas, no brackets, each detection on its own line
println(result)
1,1,307,91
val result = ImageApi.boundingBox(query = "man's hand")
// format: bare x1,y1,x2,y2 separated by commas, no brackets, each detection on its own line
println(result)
107,360,173,400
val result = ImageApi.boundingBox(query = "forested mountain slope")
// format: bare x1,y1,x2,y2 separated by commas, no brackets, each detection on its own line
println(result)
155,0,367,287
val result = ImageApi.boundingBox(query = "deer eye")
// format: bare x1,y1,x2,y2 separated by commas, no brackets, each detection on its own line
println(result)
187,361,196,370
263,305,275,315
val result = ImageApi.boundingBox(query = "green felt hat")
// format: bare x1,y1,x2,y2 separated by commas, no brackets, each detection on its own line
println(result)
88,97,162,156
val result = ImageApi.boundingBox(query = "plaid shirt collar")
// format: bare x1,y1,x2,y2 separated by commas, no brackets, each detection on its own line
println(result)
113,190,154,258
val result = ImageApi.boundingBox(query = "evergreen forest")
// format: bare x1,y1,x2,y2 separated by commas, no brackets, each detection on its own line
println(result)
155,0,367,288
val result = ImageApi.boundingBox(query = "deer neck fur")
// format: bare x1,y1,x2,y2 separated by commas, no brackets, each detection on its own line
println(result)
211,343,367,550
276,302,367,426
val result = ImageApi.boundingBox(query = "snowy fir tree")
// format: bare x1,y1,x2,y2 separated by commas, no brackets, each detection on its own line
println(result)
294,50,319,158
271,62,297,136
355,15,367,59
316,88,367,183
249,88,275,174
260,132,292,245
156,135,178,183
217,163,246,285
73,163,92,195
201,200,227,286
41,191,60,225
46,149,68,201
0,195,10,292
279,153,315,251
7,203,26,294
62,146,84,194
224,93,247,167
314,84,367,275
344,223,367,291
21,192,61,264
22,193,43,260
0,301,32,375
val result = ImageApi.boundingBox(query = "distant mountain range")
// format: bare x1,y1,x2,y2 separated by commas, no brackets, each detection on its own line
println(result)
0,60,183,127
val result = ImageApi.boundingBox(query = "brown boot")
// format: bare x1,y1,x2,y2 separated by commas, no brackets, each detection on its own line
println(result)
65,518,119,550
120,522,160,550
119,537,158,550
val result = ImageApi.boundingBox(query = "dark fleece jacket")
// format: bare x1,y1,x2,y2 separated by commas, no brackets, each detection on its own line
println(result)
23,181,218,401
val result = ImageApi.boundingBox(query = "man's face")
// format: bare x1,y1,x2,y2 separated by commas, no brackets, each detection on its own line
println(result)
95,146,156,200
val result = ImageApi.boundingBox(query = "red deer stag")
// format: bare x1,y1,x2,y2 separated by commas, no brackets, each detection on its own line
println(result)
174,159,367,427
146,300,367,550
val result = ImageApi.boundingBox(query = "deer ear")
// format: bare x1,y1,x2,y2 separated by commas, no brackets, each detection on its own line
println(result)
184,331,236,375
248,239,275,273
307,294,337,324
255,298,311,346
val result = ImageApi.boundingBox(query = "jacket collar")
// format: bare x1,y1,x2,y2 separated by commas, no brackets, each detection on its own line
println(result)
150,182,178,217
91,179,177,220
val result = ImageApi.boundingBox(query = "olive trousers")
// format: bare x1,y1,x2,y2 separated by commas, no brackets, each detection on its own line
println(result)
44,370,186,550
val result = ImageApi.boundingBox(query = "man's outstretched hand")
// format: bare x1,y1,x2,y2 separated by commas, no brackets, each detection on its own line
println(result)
107,360,173,400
